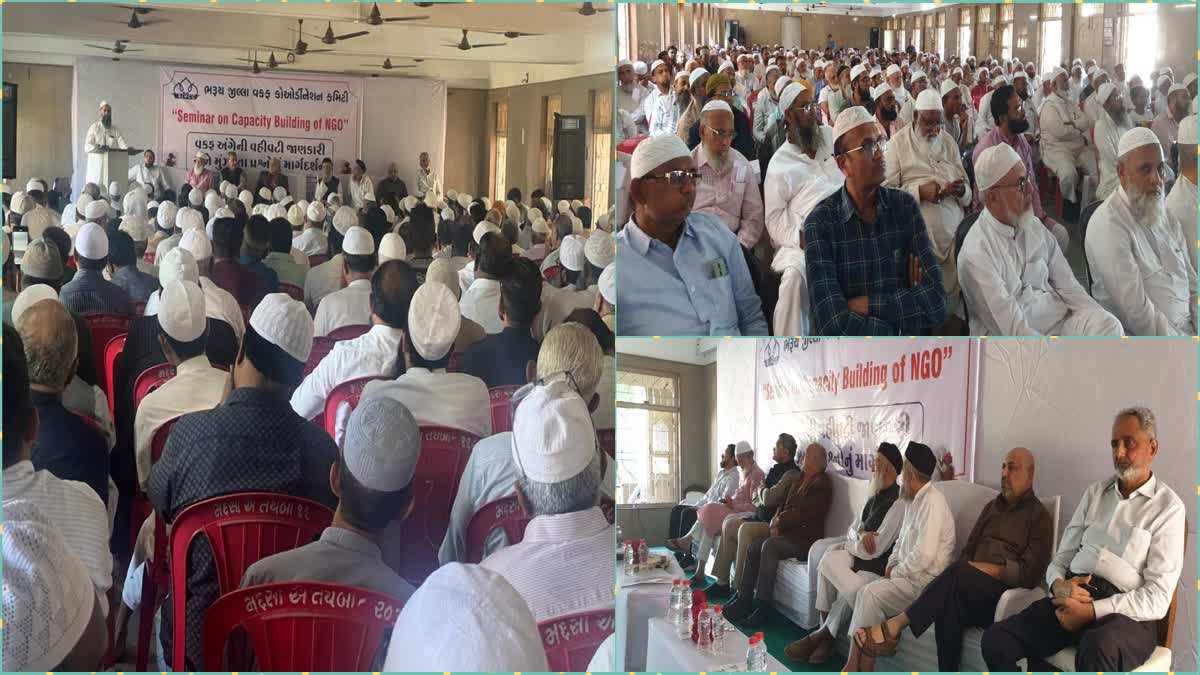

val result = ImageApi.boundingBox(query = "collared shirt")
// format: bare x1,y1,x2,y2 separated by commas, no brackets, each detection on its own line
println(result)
361,368,492,440
3,460,113,616
30,390,110,505
293,227,329,258
764,131,844,250
538,285,598,339
148,386,338,669
886,481,955,586
702,466,740,504
844,484,906,562
1166,175,1198,275
1151,112,1179,162
1095,108,1132,201
304,254,344,312
960,489,1055,589
110,265,160,304
416,168,438,197
60,268,132,316
263,251,307,289
349,175,375,209
290,324,404,420
458,325,540,388
481,507,614,622
616,213,767,336
642,86,669,131
128,163,169,199
973,127,1047,220
132,355,228,488
153,232,182,266
186,169,216,192
1047,474,1184,623
804,186,947,335
1085,185,1196,335
210,258,269,309
460,278,504,334
691,145,765,250
649,92,684,137
753,89,780,145
313,278,372,337
960,208,1112,335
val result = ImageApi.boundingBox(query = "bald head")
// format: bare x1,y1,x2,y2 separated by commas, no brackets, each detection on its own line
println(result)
17,300,77,391
1000,446,1035,501
802,442,828,475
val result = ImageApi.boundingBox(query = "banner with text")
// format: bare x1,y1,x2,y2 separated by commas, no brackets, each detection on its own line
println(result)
755,338,979,481
158,67,362,175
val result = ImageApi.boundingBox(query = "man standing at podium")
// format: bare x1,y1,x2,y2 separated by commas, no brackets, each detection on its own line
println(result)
85,101,129,196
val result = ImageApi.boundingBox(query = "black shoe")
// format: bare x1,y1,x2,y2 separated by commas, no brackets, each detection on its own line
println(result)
724,597,754,623
707,582,731,597
741,606,770,628
678,554,697,569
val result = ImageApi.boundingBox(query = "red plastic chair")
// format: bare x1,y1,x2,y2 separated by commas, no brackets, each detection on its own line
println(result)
83,313,129,396
133,419,176,671
543,264,562,285
326,324,370,341
538,609,616,672
381,426,480,585
132,301,147,317
279,282,304,302
322,375,388,441
487,384,522,434
303,336,336,376
616,136,649,155
103,334,126,416
169,493,334,671
465,495,531,564
597,428,615,458
202,582,405,670
133,364,176,408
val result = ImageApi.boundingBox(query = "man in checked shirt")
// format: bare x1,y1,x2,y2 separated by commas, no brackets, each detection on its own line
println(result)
803,106,948,335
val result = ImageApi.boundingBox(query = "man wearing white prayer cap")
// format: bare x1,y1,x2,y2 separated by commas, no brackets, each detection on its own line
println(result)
151,201,181,265
147,230,246,343
303,205,360,312
21,199,59,241
293,200,329,258
313,225,376,337
127,150,169,201
363,282,492,439
805,106,946,335
958,144,1121,336
84,100,129,193
237,188,254,213
871,83,900,140
594,263,616,333
938,79,970,148
618,58,648,135
1085,127,1196,335
691,99,765,249
885,63,910,108
1166,113,1197,275
883,87,973,325
145,291,338,669
1092,82,1133,201
1039,66,1098,207
642,58,674,135
616,132,767,336
60,222,132,317
539,234,598,338
185,151,217,195
186,185,204,209
459,230,514,334
1151,83,1191,167
257,186,273,204
83,197,110,229
383,563,548,672
650,68,694,137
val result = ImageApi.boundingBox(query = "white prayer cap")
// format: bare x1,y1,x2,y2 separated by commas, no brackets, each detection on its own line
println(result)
598,263,615,305
885,64,901,77
24,178,45,193
440,207,454,222
156,200,178,230
1168,83,1189,100
570,199,583,213
650,59,667,73
688,68,709,87
177,207,205,231
265,203,287,222
774,75,793,97
718,59,735,73
531,217,549,235
952,66,964,76
674,69,690,82
84,198,109,222
249,293,313,362
735,440,754,456
701,99,732,116
379,232,408,263
187,187,203,207
158,279,206,342
108,180,120,196
1184,73,1197,89
239,189,254,211
381,204,398,224
528,206,543,223
342,394,421,492
252,204,268,217
326,192,342,206
72,192,92,215
445,188,459,200
287,204,305,228
9,191,32,216
75,222,108,259
408,281,460,361
22,208,59,236
871,83,892,102
617,58,631,69
473,221,500,244
1,500,98,672
910,69,927,83
279,195,295,210
630,132,691,180
831,105,876,144
222,182,238,200
559,234,586,272
1178,114,1197,144
272,185,287,202
456,192,473,210
870,66,882,77
1011,70,1028,82
634,60,648,76
991,75,1007,87
219,180,230,193
765,64,781,77
342,226,374,256
257,187,272,201
1118,126,1163,159
404,195,420,212
306,200,327,223
11,285,59,328
504,202,520,224
425,257,461,299
158,247,199,286
584,230,614,269
119,214,148,242
975,142,1023,192
1097,82,1117,104
512,379,596,484
940,79,959,97
204,191,222,214
382,563,548,672
1052,66,1068,82
850,64,868,82
556,199,570,215
180,228,212,261
332,205,358,235
1086,65,1097,77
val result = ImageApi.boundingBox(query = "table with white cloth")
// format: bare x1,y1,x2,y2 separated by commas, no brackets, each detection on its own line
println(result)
615,553,684,671
644,616,788,672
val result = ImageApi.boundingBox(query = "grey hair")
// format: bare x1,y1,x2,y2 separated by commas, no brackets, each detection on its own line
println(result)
1117,406,1157,440
518,453,603,517
18,306,77,389
536,323,603,400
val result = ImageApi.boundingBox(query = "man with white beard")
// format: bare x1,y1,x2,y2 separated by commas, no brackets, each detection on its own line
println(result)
1039,68,1098,209
690,101,764,250
959,144,1122,335
1085,127,1196,335
885,64,910,109
763,82,844,335
617,60,647,136
883,89,972,326
1094,83,1132,201
1166,115,1197,275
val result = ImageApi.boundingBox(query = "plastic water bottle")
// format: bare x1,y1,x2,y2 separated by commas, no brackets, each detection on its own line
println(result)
667,578,682,624
637,538,648,571
677,579,693,639
712,605,726,652
696,604,713,652
622,540,634,575
752,631,767,670
745,635,759,671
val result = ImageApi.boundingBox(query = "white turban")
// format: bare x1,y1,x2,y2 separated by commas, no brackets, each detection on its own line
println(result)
1117,126,1163,159
916,89,943,112
831,106,876,144
688,68,709,87
630,133,692,179
975,143,1022,192
1178,114,1198,145
701,100,732,116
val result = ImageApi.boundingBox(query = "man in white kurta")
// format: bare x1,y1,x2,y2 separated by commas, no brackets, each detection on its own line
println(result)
85,101,129,195
1165,115,1197,274
1093,83,1132,201
128,150,169,201
1085,128,1196,335
1039,69,1097,205
959,144,1122,336
312,227,375,336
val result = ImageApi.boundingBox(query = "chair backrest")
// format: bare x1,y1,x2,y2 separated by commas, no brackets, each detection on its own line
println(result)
1157,524,1187,648
597,428,615,458
279,282,304,302
103,334,126,416
464,495,531,564
327,324,370,341
203,581,404,671
488,385,523,434
308,254,329,267
84,313,130,390
323,375,388,440
381,426,479,585
1079,199,1103,292
132,301,147,317
133,364,176,408
538,609,615,672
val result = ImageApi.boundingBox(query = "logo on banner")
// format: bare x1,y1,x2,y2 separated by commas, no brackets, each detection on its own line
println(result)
762,339,782,368
173,78,199,100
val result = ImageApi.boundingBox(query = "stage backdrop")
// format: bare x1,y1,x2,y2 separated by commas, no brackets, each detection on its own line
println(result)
754,338,979,481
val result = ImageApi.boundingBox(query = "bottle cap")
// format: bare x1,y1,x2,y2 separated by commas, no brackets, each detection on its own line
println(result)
683,579,691,586
755,631,764,639
714,604,724,613
672,579,681,585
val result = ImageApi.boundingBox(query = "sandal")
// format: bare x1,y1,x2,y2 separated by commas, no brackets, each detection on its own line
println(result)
854,621,901,657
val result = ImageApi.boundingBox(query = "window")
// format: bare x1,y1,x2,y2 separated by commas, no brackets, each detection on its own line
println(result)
1122,4,1159,90
1017,22,1030,51
617,3,631,61
541,95,561,195
912,28,922,53
616,370,681,505
1079,3,1102,19
491,101,507,206
591,88,612,214
1000,6,1014,23
884,29,894,52
999,5,1013,60
937,12,946,57
959,9,973,62
977,6,991,24
1039,5,1062,74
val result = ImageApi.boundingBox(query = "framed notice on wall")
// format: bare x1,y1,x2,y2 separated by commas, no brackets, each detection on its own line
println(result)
1103,17,1114,46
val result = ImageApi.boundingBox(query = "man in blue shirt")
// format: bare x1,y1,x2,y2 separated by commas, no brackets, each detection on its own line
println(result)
616,132,767,336
804,106,947,335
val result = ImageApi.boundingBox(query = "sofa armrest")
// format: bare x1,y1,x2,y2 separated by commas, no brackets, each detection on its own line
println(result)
994,586,1047,622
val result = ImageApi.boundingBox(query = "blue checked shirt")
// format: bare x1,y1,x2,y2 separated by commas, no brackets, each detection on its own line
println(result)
617,212,767,336
804,186,947,335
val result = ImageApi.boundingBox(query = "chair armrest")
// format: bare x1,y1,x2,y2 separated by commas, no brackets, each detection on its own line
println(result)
994,586,1047,622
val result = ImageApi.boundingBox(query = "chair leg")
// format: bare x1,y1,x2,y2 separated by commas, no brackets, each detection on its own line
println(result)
134,563,157,671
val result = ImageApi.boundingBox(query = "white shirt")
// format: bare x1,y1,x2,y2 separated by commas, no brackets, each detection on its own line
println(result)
701,466,740,505
1166,175,1198,275
84,120,128,190
883,125,973,238
1130,106,1156,127
361,367,492,440
133,355,227,487
975,90,997,142
1094,111,1131,201
457,259,476,297
1085,185,1196,335
1040,92,1092,156
128,164,169,199
1047,474,1184,623
293,227,328,257
885,481,955,586
753,89,779,144
649,92,683,137
538,285,597,340
460,277,504,334
481,507,614,622
844,494,906,561
290,324,404,420
593,354,615,430
762,130,843,250
3,460,113,616
313,277,372,337
304,254,344,312
416,168,439,197
959,208,1110,335
642,87,669,131
348,175,375,209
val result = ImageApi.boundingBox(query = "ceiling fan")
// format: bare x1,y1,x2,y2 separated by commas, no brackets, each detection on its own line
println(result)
260,19,335,59
359,58,418,70
570,2,614,17
85,39,143,60
365,3,430,26
114,7,166,29
445,30,505,51
482,30,544,39
305,20,370,46
235,51,265,75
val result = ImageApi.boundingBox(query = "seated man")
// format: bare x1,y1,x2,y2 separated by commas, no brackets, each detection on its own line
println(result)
480,378,615,622
615,133,767,336
785,443,905,664
959,144,1123,336
1039,68,1098,208
982,407,1184,672
60,221,132,316
209,216,269,310
313,226,376,337
1167,115,1197,275
671,443,739,543
805,106,947,335
1085,127,1196,335
724,442,833,627
459,257,543,387
690,100,764,249
850,447,1054,671
1093,83,1133,201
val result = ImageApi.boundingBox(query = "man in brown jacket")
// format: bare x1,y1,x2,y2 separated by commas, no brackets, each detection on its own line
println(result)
725,442,834,627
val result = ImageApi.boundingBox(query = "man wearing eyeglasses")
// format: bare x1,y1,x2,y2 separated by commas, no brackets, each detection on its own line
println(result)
686,73,757,163
803,106,947,336
690,100,764,251
615,133,767,336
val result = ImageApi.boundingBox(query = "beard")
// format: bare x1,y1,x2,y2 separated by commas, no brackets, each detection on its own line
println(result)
101,114,112,127
899,479,915,501
924,132,944,155
620,81,635,94
193,164,205,176
1017,88,1029,101
1057,85,1071,98
1008,117,1031,134
1108,106,1129,126
792,122,823,155
1114,459,1143,483
868,473,885,495
880,106,898,122
703,145,733,174
1129,184,1166,227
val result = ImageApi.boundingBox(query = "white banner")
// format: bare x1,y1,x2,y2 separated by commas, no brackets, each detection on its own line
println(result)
755,338,979,481
157,66,363,175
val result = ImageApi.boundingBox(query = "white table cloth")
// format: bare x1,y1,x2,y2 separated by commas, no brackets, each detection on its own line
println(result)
644,616,787,672
615,554,683,671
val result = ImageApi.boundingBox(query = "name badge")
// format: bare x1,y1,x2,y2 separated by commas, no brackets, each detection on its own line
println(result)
709,256,730,279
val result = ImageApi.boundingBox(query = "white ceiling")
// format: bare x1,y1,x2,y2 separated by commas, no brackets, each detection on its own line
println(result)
722,3,937,18
2,2,614,89
617,337,721,366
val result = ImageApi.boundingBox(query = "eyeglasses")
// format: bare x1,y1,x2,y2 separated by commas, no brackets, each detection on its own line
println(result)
789,101,816,114
712,90,734,100
642,169,703,187
992,175,1031,194
704,125,737,141
842,137,887,158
